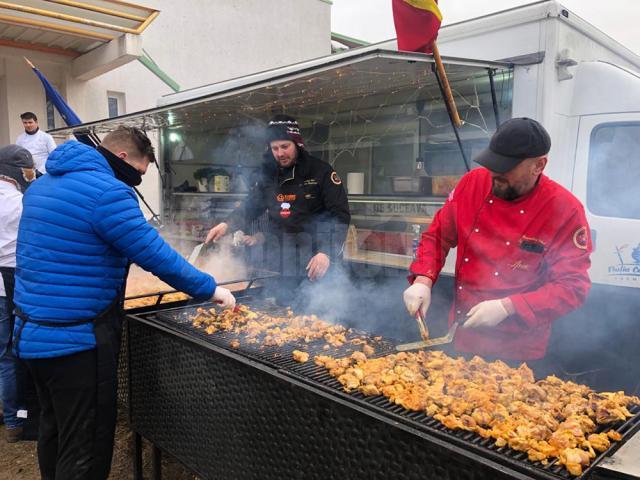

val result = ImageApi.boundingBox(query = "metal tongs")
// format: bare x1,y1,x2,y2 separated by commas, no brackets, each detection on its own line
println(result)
415,310,429,342
396,318,461,352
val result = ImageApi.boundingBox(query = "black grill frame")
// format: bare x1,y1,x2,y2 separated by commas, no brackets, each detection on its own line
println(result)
126,298,640,480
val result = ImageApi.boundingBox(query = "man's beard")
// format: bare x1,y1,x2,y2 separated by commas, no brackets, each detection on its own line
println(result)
276,157,295,168
492,178,520,201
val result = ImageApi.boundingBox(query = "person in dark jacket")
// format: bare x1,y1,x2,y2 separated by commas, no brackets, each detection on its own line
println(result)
205,115,351,305
13,127,235,480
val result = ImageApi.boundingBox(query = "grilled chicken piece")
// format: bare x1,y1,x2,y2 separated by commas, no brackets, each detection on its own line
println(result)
229,339,240,349
363,344,375,356
350,351,367,363
594,404,629,424
558,448,591,476
292,350,309,363
587,433,611,452
607,430,622,441
471,407,493,427
338,373,361,391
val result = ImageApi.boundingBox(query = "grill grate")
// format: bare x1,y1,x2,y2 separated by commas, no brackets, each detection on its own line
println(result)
138,298,640,480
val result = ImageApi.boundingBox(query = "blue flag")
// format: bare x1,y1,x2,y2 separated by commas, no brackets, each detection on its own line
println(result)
25,57,97,147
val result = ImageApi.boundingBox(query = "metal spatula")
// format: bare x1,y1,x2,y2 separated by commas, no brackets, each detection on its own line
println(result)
396,321,461,352
187,243,205,265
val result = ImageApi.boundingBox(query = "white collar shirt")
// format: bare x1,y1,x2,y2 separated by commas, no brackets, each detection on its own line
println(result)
16,129,57,173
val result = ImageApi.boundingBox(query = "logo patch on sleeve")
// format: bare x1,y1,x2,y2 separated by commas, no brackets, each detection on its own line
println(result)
573,226,588,250
331,172,342,185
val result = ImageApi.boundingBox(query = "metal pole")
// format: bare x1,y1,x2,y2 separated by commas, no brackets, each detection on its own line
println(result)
488,68,502,128
433,64,471,172
134,186,163,226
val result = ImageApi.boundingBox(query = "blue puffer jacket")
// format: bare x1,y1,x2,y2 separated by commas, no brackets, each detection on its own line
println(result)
14,141,216,359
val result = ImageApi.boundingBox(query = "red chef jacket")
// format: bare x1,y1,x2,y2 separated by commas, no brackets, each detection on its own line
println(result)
410,168,592,360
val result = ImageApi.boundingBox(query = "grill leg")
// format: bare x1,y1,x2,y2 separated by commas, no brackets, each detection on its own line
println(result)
152,444,162,480
133,432,143,480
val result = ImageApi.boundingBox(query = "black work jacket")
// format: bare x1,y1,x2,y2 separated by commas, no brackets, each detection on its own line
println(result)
228,150,350,258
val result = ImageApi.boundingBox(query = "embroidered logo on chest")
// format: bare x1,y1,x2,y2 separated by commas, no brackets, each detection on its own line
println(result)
276,194,296,202
280,202,291,218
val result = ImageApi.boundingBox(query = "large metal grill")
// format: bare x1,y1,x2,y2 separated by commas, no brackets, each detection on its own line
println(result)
125,295,640,480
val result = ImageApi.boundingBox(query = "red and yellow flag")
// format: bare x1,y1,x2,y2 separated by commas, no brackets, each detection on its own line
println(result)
392,0,442,54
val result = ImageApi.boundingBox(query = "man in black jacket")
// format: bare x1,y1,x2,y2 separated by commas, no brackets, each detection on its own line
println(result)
206,115,350,304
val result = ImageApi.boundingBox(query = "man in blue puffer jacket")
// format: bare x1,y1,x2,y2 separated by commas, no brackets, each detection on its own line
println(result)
13,127,235,480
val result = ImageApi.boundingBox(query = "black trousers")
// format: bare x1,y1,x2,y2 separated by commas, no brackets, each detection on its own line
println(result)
25,308,122,480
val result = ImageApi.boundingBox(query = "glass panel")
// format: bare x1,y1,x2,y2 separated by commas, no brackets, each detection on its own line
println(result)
588,122,640,220
154,55,513,263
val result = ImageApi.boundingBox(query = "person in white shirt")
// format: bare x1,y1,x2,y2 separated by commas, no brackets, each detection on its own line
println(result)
0,144,36,443
16,112,57,174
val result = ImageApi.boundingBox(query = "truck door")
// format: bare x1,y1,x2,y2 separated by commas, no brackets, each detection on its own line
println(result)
573,114,640,290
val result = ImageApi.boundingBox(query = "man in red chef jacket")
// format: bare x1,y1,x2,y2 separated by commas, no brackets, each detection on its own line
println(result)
404,118,592,368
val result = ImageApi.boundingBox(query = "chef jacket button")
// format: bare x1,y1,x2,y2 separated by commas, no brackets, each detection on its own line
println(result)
458,285,463,290
520,209,525,214
489,199,494,204
506,241,511,246
494,272,500,276
456,310,461,314
474,228,479,233
464,258,469,262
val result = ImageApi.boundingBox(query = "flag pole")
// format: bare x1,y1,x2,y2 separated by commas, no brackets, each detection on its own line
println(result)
431,42,462,128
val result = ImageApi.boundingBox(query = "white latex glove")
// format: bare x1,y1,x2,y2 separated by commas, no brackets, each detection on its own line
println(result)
403,282,432,317
212,286,236,310
306,252,330,281
232,230,246,247
463,299,509,329
205,222,228,244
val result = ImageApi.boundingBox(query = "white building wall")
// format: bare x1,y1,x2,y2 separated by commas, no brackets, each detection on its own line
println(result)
0,0,331,216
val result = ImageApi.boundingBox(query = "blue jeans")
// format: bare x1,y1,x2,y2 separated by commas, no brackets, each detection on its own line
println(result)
0,297,24,429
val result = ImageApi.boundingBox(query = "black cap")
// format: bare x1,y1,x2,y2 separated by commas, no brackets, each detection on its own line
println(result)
474,118,551,173
0,144,35,192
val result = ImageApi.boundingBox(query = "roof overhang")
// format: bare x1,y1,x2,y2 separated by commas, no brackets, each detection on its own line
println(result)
0,0,158,76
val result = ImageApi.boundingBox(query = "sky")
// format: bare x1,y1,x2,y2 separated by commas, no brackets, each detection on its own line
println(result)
331,0,640,56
